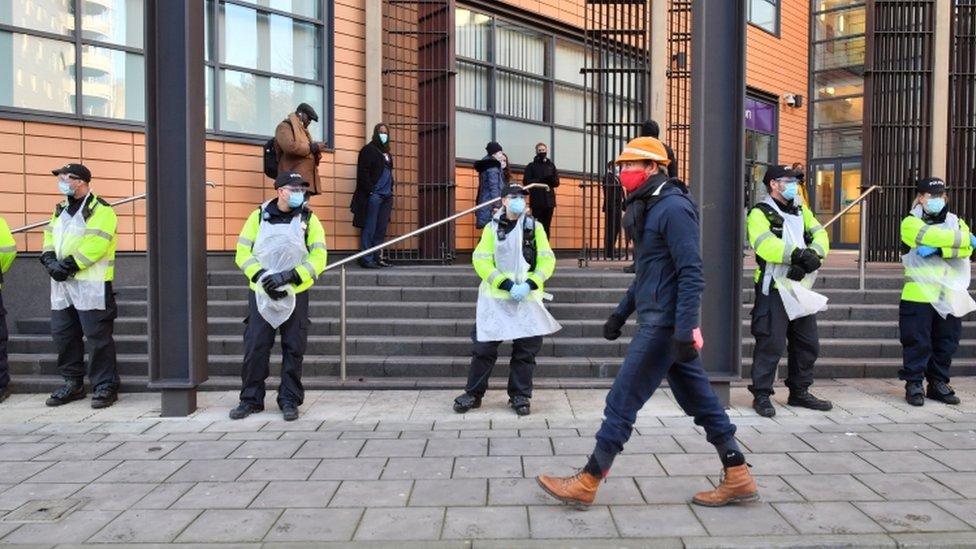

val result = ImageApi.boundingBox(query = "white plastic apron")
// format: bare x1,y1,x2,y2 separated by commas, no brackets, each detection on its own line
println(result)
901,206,976,319
475,215,562,342
252,203,309,328
762,197,828,320
50,198,107,311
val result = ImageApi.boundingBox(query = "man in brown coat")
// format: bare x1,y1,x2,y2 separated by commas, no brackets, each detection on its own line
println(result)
275,103,324,195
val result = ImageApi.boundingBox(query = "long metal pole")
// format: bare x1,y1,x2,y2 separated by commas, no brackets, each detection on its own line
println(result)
822,185,882,229
340,265,347,381
859,198,869,291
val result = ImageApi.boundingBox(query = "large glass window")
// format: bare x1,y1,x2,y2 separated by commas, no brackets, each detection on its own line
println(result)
455,7,594,172
0,0,332,142
745,95,778,205
811,1,865,160
748,0,779,34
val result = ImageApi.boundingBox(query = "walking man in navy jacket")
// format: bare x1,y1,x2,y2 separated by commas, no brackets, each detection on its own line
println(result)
536,137,758,508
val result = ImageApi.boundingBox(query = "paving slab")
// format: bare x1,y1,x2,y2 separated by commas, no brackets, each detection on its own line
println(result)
527,505,619,538
354,507,444,541
176,509,280,543
611,504,707,537
409,479,487,507
443,506,529,539
264,508,362,542
329,480,413,508
772,501,885,534
691,503,797,536
248,480,339,508
171,481,267,509
854,500,972,533
87,509,201,543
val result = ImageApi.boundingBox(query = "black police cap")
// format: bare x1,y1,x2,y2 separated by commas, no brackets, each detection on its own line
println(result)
51,163,92,183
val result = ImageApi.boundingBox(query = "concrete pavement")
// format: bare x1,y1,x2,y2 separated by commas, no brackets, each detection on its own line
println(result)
0,378,974,547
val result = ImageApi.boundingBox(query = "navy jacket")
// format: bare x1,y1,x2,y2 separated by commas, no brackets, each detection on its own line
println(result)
613,179,704,342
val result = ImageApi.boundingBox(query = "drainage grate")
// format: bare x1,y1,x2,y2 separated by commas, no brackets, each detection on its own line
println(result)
2,499,82,523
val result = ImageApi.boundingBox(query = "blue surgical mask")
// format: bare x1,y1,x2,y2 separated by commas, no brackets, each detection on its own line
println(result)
378,133,388,144
782,182,799,202
925,197,945,215
508,197,526,215
287,190,305,209
58,179,74,196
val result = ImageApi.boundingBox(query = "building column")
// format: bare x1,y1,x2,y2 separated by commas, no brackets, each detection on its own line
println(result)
931,0,951,179
649,0,669,128
365,0,384,134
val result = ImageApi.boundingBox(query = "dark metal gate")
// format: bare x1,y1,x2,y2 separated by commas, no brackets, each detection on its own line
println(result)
382,0,456,262
863,0,935,262
579,0,652,266
668,0,692,182
949,0,976,222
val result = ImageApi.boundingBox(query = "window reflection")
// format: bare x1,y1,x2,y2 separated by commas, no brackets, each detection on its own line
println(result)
0,31,76,114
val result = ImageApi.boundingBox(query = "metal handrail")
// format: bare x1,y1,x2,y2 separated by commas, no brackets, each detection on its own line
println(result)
11,182,217,234
324,183,552,381
821,185,882,291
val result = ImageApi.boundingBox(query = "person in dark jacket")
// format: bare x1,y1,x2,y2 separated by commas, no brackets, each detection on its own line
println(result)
639,120,678,179
475,141,508,229
537,136,757,509
351,123,395,268
523,142,560,237
603,160,624,258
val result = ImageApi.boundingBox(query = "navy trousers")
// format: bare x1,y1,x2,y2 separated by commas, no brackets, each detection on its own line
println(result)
50,283,119,392
595,323,737,457
749,288,819,396
360,193,393,264
899,300,961,383
241,290,310,408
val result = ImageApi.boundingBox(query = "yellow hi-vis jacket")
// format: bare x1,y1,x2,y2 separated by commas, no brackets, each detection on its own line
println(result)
901,213,973,303
0,216,16,290
472,217,556,297
235,205,328,294
747,201,830,286
42,193,117,282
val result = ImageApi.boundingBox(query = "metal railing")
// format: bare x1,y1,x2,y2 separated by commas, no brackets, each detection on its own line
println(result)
322,183,552,380
822,185,882,291
11,182,217,234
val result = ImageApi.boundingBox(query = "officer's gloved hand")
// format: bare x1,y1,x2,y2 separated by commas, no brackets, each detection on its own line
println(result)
916,245,939,258
603,314,626,341
262,271,294,294
40,252,70,282
798,248,822,273
266,288,288,300
59,256,80,276
786,264,806,281
39,251,58,270
250,269,268,284
790,248,806,267
970,235,976,248
509,282,531,302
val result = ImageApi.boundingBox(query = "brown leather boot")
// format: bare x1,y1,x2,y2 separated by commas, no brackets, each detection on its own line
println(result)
691,464,759,507
536,470,601,508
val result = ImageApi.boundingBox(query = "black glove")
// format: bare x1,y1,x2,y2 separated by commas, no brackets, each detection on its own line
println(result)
59,256,80,276
786,264,806,281
790,247,805,266
39,251,58,270
797,249,822,273
261,269,301,294
250,269,267,284
673,338,698,363
40,252,70,281
267,288,288,300
603,314,626,341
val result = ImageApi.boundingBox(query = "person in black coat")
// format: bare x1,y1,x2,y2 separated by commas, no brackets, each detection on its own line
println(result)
522,142,560,237
603,160,624,258
640,120,678,179
351,123,395,268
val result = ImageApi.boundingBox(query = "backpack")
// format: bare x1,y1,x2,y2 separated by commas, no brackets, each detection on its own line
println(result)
262,138,278,179
522,216,538,271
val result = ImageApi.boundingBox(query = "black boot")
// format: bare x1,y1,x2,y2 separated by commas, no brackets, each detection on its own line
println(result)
46,381,85,407
905,381,925,407
229,402,263,420
453,393,481,413
926,380,961,405
787,389,833,411
509,395,531,416
0,385,9,404
90,388,118,409
752,394,775,417
281,404,300,421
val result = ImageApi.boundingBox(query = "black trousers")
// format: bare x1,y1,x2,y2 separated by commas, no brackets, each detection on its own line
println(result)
241,290,309,409
604,204,623,258
51,283,119,392
534,207,554,238
0,291,8,389
464,327,542,399
898,300,961,383
749,288,819,396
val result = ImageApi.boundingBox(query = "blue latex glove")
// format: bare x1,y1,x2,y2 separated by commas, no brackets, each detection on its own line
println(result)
970,234,976,248
916,245,938,258
509,282,531,302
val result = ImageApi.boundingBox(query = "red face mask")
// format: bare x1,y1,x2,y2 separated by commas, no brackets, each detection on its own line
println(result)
619,169,648,193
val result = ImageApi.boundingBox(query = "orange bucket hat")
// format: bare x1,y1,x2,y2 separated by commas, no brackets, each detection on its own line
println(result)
615,136,670,166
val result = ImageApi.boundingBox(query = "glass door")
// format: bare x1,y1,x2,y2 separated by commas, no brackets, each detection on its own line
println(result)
811,160,862,249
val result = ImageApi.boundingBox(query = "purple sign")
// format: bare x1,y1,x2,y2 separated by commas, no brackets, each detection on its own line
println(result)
745,97,776,134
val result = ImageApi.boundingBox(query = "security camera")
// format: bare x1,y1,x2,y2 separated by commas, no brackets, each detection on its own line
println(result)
783,94,803,108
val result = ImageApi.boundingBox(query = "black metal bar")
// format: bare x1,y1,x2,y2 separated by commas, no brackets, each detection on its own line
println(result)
145,0,209,416
690,0,746,402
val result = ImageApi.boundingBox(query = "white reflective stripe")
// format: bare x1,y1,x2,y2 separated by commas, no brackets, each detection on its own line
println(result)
537,250,555,259
42,245,55,252
74,252,95,268
301,261,317,279
916,225,931,246
809,243,826,258
952,229,962,251
472,252,493,260
84,228,113,241
0,245,15,253
237,237,254,247
753,231,775,249
781,245,793,264
487,270,504,286
534,270,551,282
808,223,825,234
241,257,260,270
309,242,326,251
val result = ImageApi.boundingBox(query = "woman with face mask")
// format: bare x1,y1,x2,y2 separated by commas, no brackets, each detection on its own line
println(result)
351,123,396,268
898,177,975,407
523,142,560,239
474,142,509,229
